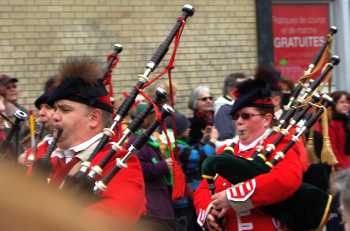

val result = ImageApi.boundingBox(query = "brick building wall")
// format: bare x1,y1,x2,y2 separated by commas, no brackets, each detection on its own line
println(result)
0,0,257,115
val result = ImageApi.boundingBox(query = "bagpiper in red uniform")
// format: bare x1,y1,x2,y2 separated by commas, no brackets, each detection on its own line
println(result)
194,135,308,231
19,136,51,168
30,57,146,223
193,72,308,231
18,76,57,169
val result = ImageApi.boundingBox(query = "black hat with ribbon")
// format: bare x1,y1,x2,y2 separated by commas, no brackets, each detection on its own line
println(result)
230,66,280,116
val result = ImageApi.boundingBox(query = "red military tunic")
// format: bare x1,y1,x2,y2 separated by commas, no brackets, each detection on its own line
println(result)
19,136,51,174
30,133,146,223
193,133,308,231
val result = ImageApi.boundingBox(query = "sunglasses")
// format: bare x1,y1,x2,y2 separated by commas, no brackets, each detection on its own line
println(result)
198,96,213,101
232,112,263,121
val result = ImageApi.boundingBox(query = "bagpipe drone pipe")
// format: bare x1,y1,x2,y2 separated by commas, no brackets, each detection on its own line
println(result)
284,26,337,111
0,109,28,161
201,51,340,230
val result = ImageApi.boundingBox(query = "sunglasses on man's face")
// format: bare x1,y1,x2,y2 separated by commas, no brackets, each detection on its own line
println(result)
232,112,263,121
198,96,213,102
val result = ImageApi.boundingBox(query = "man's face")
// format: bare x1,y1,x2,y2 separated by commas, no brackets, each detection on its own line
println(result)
233,107,272,145
38,104,54,128
52,100,92,149
5,82,17,103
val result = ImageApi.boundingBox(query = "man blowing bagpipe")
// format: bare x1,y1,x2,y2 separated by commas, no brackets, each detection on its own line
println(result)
26,57,146,223
17,5,196,227
18,76,58,166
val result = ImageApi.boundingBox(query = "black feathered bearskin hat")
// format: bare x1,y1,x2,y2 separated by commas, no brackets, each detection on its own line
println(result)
47,57,113,113
230,66,281,116
34,75,58,109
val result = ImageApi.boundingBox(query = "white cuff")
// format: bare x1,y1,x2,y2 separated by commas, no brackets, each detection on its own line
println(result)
197,202,213,227
226,179,256,213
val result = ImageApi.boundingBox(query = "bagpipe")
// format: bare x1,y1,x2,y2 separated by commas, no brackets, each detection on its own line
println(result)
5,110,28,144
0,109,28,160
201,27,340,231
31,4,194,199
